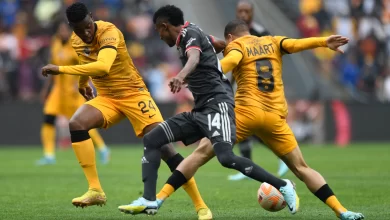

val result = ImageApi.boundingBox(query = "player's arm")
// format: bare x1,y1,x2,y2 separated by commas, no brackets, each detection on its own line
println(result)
170,49,200,94
42,27,120,77
220,50,243,74
276,35,349,54
58,48,117,76
207,35,226,54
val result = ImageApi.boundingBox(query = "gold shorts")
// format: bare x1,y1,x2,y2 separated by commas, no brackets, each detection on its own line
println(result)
235,105,297,157
44,88,84,119
85,90,163,137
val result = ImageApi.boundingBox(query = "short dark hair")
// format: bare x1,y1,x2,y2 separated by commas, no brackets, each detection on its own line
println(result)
66,2,89,23
153,5,184,26
224,19,250,38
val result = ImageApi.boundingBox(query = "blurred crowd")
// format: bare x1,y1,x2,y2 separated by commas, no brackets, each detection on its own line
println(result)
0,0,193,103
296,0,390,102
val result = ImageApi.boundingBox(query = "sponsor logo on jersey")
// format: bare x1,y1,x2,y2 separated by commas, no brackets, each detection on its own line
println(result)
186,38,196,48
99,37,116,44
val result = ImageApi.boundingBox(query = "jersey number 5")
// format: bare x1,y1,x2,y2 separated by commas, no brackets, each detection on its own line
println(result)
256,59,274,92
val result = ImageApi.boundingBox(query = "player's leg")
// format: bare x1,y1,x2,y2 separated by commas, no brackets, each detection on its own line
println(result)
37,114,57,165
89,129,110,164
70,96,123,207
257,110,363,219
228,138,252,180
281,147,364,219
115,92,210,217
118,112,204,215
142,123,209,216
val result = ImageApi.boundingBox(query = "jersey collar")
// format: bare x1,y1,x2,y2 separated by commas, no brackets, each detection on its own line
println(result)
175,21,190,47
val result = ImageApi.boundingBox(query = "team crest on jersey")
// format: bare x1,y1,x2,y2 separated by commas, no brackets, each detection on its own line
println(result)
186,38,196,48
84,47,91,56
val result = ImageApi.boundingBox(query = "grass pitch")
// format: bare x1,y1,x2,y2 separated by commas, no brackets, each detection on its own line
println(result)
0,143,389,219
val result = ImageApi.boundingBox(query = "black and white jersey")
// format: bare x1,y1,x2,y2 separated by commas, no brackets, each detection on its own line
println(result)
176,22,234,110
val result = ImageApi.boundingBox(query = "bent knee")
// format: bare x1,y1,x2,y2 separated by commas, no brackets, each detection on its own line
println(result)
69,117,86,131
217,153,235,168
289,162,309,180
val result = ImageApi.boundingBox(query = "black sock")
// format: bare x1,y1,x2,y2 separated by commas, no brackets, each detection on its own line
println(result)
166,170,188,190
70,130,90,142
214,142,286,189
314,184,334,203
165,153,184,172
239,139,252,160
142,126,169,201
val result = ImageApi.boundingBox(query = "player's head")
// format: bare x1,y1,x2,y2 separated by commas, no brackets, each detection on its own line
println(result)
153,5,185,47
57,21,72,43
236,0,254,25
66,2,95,44
224,19,250,44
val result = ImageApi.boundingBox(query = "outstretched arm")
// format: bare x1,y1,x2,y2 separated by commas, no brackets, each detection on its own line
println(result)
169,49,200,94
278,35,349,54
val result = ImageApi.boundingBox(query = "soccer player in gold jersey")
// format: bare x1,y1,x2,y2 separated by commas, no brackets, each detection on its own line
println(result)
154,20,364,220
41,3,212,219
37,21,110,165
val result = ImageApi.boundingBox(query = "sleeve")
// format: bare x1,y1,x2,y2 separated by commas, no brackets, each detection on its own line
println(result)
223,40,244,57
220,50,243,74
59,48,117,76
181,29,203,56
98,25,120,51
273,36,327,55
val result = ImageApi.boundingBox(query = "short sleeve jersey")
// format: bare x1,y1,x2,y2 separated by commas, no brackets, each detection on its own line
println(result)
70,21,145,98
176,22,234,109
224,35,290,117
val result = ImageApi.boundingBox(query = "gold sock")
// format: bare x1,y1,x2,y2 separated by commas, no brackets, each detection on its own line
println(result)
182,177,208,212
89,129,106,150
72,138,103,192
326,195,347,217
157,184,175,200
41,123,55,157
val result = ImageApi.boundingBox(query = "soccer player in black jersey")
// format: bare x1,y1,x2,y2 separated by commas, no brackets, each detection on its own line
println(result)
118,5,299,218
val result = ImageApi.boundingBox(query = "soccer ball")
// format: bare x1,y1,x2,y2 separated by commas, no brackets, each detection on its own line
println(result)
257,182,286,212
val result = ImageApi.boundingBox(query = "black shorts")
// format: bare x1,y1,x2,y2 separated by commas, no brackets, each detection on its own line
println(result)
159,102,236,146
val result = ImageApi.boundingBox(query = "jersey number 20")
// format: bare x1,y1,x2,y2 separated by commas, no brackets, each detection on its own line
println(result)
256,59,274,92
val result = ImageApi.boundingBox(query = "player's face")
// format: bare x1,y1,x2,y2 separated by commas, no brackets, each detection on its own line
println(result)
236,3,253,24
58,23,71,42
70,13,95,44
156,23,175,47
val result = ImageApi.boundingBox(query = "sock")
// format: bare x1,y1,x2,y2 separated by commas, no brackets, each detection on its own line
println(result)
41,123,56,157
71,130,103,192
89,129,106,151
182,177,208,211
164,153,208,211
315,184,347,217
239,139,252,160
214,142,287,189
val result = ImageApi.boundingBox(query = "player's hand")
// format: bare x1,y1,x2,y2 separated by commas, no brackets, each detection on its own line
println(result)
169,76,185,94
41,64,60,77
326,35,349,54
79,86,95,101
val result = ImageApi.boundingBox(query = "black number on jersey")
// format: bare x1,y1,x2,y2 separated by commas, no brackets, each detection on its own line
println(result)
138,100,156,114
255,59,274,92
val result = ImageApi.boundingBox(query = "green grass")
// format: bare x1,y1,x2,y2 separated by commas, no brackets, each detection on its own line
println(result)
0,144,389,219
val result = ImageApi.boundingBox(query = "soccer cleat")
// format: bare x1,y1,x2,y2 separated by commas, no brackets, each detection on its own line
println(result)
156,198,164,209
279,179,299,214
228,172,248,181
339,211,364,220
36,156,56,166
99,147,110,165
277,160,289,177
118,197,158,215
198,208,213,220
72,189,106,208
